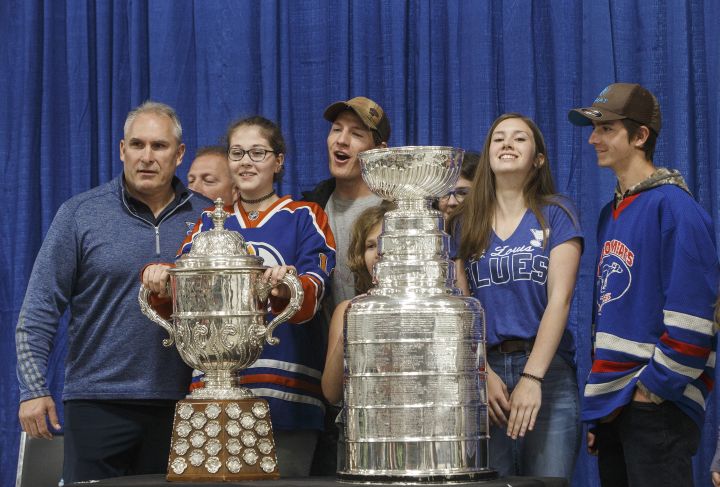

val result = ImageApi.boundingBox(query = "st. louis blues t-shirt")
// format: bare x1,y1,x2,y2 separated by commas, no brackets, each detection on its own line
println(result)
452,202,583,364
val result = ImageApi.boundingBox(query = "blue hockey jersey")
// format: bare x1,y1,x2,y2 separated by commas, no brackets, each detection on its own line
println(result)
583,184,719,428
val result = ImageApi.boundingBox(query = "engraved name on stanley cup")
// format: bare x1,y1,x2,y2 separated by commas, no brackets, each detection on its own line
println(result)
341,147,496,482
139,200,303,481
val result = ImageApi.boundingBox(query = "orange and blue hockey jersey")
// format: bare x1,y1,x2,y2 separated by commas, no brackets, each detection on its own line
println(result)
179,196,336,431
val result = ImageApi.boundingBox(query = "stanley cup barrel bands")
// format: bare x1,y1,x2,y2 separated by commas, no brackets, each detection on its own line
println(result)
340,147,497,482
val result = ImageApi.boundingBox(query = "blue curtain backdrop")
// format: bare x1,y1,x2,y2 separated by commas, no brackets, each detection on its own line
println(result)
1,1,718,486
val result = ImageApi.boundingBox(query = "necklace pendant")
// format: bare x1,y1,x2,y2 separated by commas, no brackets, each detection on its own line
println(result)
248,210,260,221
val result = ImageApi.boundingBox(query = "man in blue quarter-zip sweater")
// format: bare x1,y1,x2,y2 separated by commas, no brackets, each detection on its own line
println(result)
569,83,720,487
15,101,211,483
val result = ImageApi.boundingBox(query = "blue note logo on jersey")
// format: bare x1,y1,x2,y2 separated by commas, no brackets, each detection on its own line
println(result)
596,239,634,315
530,228,545,248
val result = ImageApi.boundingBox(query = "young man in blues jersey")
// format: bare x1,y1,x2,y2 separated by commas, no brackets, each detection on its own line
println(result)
569,83,719,486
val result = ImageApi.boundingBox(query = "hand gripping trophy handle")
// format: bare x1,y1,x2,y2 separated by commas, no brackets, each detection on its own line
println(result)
138,285,175,347
256,269,304,346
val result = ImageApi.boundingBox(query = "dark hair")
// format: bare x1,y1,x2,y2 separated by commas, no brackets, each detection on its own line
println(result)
370,127,385,146
431,151,480,213
621,119,657,161
225,116,286,183
347,201,396,295
460,151,480,180
194,145,227,159
450,113,575,259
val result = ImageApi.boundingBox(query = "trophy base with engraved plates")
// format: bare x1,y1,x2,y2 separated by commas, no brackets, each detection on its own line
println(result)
166,398,280,481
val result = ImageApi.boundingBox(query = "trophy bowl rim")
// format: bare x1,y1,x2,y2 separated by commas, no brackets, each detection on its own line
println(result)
172,254,265,271
358,146,465,200
358,145,465,158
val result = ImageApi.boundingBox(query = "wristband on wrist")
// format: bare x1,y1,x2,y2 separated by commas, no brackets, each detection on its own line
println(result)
519,372,544,384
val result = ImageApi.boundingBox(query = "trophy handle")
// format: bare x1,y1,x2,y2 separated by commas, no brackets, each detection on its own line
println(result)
260,270,304,346
138,285,175,347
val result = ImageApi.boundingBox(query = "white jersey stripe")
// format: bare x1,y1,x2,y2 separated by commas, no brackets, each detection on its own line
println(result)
682,383,707,410
664,310,714,336
653,348,703,379
707,352,716,368
232,202,247,228
278,203,337,252
252,388,325,409
584,368,643,397
595,332,655,359
250,359,322,379
257,198,292,226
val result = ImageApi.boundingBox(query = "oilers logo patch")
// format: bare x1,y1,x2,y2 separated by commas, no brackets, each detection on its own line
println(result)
596,239,634,315
246,241,285,267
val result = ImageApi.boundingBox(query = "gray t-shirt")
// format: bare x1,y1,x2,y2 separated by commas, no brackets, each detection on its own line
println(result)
325,192,382,309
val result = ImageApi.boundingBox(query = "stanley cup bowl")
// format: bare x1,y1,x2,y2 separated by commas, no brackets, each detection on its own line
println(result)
139,200,303,400
358,146,464,201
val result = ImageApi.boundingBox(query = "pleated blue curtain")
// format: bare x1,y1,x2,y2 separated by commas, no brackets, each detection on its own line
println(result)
2,1,719,486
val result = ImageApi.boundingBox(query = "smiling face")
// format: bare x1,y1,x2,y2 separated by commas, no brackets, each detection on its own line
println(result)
120,112,185,201
364,222,383,276
327,110,379,183
488,117,542,179
187,153,236,204
588,120,637,170
228,124,284,200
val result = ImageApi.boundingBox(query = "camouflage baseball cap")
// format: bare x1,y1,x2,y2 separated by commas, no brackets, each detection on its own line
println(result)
568,83,661,134
323,96,391,142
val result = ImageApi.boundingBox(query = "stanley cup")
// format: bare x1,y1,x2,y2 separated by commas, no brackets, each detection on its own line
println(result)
340,147,496,482
139,200,303,481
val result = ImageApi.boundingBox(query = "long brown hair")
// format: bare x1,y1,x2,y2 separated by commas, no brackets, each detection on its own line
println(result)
450,113,569,260
347,201,395,295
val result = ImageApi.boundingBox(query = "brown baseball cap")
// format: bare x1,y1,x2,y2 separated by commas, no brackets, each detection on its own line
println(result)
323,96,391,142
568,83,661,134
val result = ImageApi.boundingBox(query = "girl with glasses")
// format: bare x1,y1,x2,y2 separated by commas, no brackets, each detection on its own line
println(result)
142,116,336,477
437,152,479,220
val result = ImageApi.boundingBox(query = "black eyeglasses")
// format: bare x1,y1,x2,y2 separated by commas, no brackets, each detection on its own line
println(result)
228,147,278,162
439,188,470,202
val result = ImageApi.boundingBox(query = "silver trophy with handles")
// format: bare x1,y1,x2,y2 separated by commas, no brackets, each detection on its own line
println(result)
139,200,303,481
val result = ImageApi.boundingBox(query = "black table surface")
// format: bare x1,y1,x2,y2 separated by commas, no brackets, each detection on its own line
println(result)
66,474,568,487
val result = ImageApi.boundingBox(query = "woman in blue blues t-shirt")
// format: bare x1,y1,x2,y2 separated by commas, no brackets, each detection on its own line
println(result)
450,113,583,481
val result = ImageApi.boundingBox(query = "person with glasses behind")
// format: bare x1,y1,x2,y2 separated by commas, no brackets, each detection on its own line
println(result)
448,113,583,482
436,151,479,222
142,116,336,477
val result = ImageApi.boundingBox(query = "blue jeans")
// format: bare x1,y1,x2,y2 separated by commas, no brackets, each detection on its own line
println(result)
488,350,580,480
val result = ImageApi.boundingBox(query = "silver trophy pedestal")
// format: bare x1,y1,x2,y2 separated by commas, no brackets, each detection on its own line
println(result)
340,147,497,483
